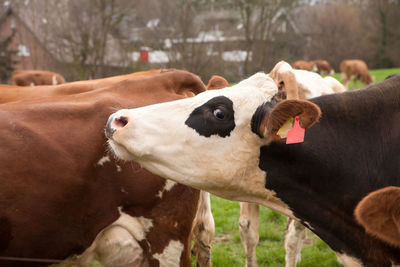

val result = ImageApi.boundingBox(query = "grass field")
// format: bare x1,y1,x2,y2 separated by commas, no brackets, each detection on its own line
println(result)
201,68,400,267
330,67,400,90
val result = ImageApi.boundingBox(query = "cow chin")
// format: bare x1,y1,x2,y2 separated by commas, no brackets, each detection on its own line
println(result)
107,140,137,161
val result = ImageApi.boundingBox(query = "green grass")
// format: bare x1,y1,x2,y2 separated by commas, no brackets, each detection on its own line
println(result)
198,196,341,267
330,67,400,90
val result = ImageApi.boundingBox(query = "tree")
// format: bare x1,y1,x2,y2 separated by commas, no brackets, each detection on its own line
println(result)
0,30,18,83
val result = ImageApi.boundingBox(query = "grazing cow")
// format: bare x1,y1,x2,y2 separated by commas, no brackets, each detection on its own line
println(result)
340,59,375,89
310,60,334,75
106,73,400,266
0,69,167,104
11,70,66,86
354,186,400,248
291,60,316,72
0,70,215,267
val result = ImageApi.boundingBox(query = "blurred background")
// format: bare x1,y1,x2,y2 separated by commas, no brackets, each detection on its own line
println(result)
1,0,399,84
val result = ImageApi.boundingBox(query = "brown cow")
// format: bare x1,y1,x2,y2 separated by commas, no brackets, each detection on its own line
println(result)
0,70,212,267
340,59,375,89
291,60,316,72
11,70,66,86
311,60,334,75
354,186,400,248
0,69,166,104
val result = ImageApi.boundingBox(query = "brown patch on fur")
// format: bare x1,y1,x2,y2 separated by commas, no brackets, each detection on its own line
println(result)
259,99,321,140
354,186,400,247
206,75,229,90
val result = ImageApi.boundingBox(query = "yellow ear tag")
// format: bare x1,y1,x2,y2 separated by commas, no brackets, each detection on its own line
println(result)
276,117,294,138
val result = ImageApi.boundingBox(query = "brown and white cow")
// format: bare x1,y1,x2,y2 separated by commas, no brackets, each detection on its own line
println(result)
0,70,215,267
339,59,375,89
311,60,334,75
11,70,66,86
291,60,316,72
106,73,400,266
0,69,168,104
292,60,334,76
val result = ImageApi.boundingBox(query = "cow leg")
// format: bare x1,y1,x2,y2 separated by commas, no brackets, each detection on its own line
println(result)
239,202,259,267
284,218,307,267
341,73,349,89
191,191,215,267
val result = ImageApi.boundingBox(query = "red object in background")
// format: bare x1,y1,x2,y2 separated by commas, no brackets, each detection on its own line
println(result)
140,49,149,63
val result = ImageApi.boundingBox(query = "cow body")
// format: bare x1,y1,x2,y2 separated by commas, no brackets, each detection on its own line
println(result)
340,59,374,88
106,73,400,266
11,70,66,86
0,70,210,267
0,69,167,104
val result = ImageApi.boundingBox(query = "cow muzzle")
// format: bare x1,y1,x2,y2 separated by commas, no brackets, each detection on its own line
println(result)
105,113,129,140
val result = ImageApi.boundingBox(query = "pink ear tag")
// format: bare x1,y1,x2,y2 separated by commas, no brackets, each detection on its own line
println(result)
286,116,305,144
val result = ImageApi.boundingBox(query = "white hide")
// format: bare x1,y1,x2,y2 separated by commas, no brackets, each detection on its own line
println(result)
108,73,293,218
152,240,184,267
71,208,153,267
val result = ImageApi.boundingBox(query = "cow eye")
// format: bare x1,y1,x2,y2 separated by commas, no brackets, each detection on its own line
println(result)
213,108,225,120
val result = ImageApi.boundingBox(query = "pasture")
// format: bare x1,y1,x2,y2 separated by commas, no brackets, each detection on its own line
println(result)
331,67,400,90
203,68,400,267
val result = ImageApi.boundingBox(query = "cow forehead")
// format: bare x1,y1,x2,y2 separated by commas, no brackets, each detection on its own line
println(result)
182,73,278,110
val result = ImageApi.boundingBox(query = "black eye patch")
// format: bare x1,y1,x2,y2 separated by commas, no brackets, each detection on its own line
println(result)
185,96,235,138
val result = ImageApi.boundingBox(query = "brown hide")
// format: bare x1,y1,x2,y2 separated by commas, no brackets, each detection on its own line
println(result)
12,70,66,86
0,70,206,267
1,69,166,104
340,59,374,85
291,60,315,71
355,186,400,247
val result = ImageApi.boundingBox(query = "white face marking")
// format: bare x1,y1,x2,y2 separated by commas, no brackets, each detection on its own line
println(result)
107,73,293,217
152,240,184,267
157,180,177,198
97,155,110,166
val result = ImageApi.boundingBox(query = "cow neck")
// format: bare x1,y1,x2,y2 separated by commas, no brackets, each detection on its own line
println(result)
259,77,400,265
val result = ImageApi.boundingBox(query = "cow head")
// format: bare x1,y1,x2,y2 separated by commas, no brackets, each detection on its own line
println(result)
105,73,321,214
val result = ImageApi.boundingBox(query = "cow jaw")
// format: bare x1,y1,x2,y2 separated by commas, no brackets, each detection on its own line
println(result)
107,73,293,217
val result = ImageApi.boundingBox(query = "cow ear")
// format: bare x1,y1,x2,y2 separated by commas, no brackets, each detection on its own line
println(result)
354,186,400,247
207,75,229,90
268,61,299,100
259,99,321,141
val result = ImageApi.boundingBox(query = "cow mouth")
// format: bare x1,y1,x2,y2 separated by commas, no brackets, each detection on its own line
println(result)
107,139,137,161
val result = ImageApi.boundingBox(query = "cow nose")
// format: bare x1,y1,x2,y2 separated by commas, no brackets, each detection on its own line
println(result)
105,114,129,139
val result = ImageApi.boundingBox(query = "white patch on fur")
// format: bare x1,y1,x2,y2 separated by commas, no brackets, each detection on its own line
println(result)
152,240,184,267
30,82,35,86
157,180,177,198
335,253,362,267
71,207,152,266
52,75,57,85
116,165,122,172
174,222,178,228
115,207,153,241
97,156,110,166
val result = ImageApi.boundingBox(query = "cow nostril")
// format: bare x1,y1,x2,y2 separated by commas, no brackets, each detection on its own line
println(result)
115,116,128,128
